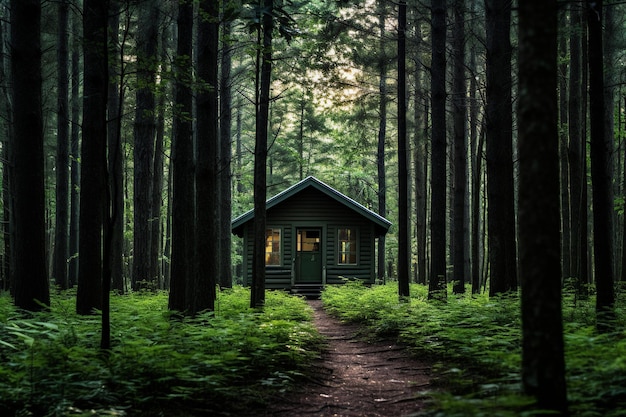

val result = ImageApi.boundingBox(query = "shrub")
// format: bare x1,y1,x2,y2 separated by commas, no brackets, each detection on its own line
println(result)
321,282,626,416
0,288,323,416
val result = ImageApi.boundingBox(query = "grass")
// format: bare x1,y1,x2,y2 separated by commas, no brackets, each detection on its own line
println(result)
321,281,626,416
0,287,323,416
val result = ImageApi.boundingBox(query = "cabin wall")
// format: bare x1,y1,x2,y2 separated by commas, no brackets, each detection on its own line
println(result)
324,222,375,284
238,187,379,289
240,225,293,289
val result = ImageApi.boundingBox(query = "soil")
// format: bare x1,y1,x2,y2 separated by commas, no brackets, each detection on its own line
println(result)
259,300,432,417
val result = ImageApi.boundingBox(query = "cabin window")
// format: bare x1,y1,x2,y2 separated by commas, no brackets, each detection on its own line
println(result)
265,228,281,266
338,227,357,265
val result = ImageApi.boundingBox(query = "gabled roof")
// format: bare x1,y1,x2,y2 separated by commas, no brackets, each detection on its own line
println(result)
231,176,392,236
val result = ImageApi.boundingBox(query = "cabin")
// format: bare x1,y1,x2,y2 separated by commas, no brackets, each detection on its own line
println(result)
231,176,392,296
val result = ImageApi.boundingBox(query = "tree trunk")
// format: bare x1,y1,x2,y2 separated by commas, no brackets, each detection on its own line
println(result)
518,1,568,412
77,0,108,315
558,7,571,282
377,0,387,284
413,16,427,286
604,3,618,269
163,166,172,289
235,96,244,280
485,0,517,295
619,97,626,285
587,0,616,330
397,0,410,299
69,7,81,289
132,2,158,290
236,95,243,197
53,0,70,290
251,0,273,309
194,0,219,313
568,3,585,296
11,0,49,311
0,3,11,292
152,91,165,289
152,22,169,290
452,0,466,294
219,10,233,289
469,7,482,294
168,0,194,313
581,12,590,294
429,0,447,299
107,0,125,293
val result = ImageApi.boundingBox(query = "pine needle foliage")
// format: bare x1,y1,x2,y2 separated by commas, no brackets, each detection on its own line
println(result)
322,281,626,416
0,287,323,416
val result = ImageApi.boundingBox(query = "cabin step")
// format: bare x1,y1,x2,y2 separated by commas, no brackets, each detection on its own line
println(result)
290,284,324,299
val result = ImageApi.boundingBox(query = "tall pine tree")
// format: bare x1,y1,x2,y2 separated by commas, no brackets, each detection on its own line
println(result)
11,0,49,311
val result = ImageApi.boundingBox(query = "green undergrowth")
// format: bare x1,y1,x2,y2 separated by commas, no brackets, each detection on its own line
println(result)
0,287,323,416
322,281,626,416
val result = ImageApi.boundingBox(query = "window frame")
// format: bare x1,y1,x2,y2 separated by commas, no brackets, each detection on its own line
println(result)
265,227,282,266
337,226,358,265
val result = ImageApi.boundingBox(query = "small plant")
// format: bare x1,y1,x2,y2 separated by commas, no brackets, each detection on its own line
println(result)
0,288,323,416
321,282,626,416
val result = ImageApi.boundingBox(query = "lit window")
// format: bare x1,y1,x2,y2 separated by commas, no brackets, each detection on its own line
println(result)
338,227,357,265
265,228,281,266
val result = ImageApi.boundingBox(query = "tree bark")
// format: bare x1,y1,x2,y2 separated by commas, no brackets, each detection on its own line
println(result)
397,0,410,299
452,0,467,294
69,7,81,289
568,3,586,296
604,3,618,265
169,0,194,313
413,16,427,286
485,0,517,295
194,0,219,313
11,0,50,311
219,9,233,289
152,90,165,288
0,2,11,292
0,7,11,292
429,0,447,299
132,2,159,290
152,18,169,290
587,0,616,330
251,0,274,309
77,0,108,315
377,0,387,284
53,0,70,290
518,1,568,412
558,7,571,282
107,0,125,293
469,4,482,294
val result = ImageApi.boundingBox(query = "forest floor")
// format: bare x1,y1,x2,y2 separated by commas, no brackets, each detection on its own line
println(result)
257,300,433,417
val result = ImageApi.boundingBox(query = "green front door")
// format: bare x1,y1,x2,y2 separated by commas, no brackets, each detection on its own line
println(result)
295,228,322,283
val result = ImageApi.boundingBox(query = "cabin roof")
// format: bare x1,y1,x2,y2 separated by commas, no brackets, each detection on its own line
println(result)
231,176,392,237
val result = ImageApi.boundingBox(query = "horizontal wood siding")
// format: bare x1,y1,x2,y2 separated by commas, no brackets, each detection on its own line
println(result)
241,224,293,289
326,223,375,284
239,187,378,289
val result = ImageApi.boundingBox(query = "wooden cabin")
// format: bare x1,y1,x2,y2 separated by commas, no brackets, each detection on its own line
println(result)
231,176,392,296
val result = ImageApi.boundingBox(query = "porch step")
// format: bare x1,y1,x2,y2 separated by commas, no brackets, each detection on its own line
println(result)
290,284,324,299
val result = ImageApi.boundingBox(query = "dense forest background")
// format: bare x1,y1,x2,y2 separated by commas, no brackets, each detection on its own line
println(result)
2,0,626,414
4,0,626,301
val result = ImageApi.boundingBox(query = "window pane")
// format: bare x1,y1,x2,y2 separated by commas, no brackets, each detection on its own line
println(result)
338,227,356,265
298,229,320,252
265,228,281,265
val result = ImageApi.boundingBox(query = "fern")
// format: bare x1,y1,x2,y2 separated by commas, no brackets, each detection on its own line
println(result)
322,282,626,416
0,288,323,416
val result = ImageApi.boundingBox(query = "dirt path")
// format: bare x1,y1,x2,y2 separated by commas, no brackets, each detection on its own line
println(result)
261,300,432,417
